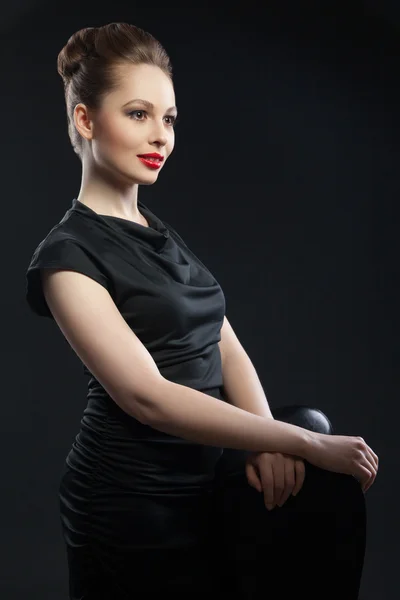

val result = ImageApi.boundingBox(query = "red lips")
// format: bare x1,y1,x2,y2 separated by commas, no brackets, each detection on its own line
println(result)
137,153,164,161
138,156,162,169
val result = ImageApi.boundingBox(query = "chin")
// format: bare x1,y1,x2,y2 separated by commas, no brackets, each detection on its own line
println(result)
132,169,160,184
139,179,158,186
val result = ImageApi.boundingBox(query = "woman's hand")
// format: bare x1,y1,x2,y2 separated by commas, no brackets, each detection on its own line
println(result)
304,433,379,493
245,451,306,510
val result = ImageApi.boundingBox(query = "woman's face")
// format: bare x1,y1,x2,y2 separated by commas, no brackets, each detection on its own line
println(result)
74,63,177,185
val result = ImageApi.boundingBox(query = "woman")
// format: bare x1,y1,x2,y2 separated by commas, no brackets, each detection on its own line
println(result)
26,22,378,599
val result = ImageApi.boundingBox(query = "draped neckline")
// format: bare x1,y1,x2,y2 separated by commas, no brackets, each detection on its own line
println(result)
69,198,170,254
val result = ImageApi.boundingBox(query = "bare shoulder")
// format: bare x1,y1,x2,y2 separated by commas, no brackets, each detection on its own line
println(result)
41,268,164,421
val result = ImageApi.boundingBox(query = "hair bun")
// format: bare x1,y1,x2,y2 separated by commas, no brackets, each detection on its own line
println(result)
57,27,98,83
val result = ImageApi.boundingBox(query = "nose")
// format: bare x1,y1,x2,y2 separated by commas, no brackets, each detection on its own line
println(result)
149,119,169,147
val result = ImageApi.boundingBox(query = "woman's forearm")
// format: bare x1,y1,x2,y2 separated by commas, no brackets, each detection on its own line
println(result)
221,348,274,419
138,378,315,458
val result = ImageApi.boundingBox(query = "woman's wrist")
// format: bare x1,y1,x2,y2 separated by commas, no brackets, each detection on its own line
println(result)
298,428,320,462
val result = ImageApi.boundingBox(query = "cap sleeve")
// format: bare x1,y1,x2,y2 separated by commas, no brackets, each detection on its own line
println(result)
26,235,110,319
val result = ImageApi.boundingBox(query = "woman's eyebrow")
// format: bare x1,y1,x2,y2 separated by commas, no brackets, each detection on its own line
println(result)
123,98,178,113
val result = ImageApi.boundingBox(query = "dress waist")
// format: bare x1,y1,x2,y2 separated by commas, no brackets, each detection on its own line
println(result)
65,386,226,493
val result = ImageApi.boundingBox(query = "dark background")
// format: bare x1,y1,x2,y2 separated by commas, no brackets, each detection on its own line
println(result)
2,1,398,598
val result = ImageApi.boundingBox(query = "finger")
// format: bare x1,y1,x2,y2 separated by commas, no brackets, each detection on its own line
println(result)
272,456,285,507
359,438,379,472
362,460,377,493
291,459,305,497
277,459,295,507
357,460,374,491
245,462,262,493
363,448,378,480
367,446,379,473
363,472,375,493
259,462,275,508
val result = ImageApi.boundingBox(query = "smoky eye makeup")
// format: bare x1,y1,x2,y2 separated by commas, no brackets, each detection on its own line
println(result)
126,109,179,126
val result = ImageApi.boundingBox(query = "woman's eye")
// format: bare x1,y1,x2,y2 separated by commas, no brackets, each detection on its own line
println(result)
128,110,177,127
165,115,178,127
128,110,146,120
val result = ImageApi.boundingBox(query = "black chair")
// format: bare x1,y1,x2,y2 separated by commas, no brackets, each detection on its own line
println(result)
272,404,334,434
211,405,365,599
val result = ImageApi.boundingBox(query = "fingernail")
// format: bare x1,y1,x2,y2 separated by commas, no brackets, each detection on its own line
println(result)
266,504,274,510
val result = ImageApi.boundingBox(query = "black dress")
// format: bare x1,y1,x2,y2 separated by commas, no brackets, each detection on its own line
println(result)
26,199,367,599
26,199,229,598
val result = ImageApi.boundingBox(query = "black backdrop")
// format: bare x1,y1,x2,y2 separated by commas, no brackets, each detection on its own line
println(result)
3,1,398,598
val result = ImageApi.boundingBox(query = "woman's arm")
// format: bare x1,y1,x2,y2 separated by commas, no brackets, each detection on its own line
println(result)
218,316,274,420
144,378,313,456
43,270,315,459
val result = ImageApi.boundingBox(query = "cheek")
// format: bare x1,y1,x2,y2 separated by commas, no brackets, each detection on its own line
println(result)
168,135,175,154
98,117,136,150
111,124,137,149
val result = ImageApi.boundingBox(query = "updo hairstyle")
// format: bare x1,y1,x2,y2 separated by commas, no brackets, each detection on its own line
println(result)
57,22,173,160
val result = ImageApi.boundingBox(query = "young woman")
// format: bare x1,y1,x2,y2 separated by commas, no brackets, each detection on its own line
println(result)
26,22,378,600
